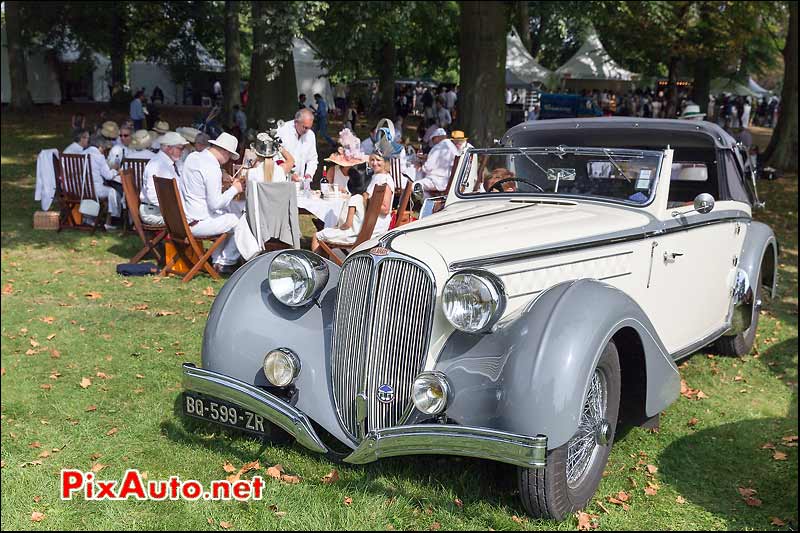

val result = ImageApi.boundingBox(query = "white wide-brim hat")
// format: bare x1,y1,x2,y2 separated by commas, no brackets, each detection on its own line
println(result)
176,126,201,143
130,129,153,150
208,132,240,160
678,104,706,120
158,131,189,147
153,120,170,134
431,127,447,138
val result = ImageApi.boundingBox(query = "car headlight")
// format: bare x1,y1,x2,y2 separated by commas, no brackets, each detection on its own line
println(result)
268,251,329,307
411,371,451,415
442,270,506,333
263,348,300,387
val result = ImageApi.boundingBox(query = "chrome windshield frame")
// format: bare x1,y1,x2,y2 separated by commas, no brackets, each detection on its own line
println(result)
454,146,666,209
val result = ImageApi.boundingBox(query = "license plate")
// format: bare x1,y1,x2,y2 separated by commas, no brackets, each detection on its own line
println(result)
182,392,267,436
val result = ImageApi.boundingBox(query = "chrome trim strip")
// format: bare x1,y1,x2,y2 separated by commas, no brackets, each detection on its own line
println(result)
450,215,751,271
181,363,328,454
670,324,730,361
343,424,547,468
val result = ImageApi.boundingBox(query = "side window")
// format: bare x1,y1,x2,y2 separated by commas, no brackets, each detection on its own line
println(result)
667,148,721,207
721,151,752,204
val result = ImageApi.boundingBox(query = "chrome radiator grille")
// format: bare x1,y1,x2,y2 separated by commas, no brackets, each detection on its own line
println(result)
331,254,435,440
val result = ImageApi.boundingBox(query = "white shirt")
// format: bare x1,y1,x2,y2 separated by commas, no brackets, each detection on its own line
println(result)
64,142,85,155
180,149,238,222
127,149,156,161
420,139,457,190
437,107,452,127
86,146,118,193
246,160,287,183
277,119,318,178
445,90,457,110
366,172,394,236
141,150,180,206
453,141,474,156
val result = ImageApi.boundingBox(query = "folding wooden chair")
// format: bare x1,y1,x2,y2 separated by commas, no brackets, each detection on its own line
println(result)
54,153,105,234
317,184,387,267
153,176,228,282
391,179,415,229
390,157,405,194
120,169,167,265
120,157,150,233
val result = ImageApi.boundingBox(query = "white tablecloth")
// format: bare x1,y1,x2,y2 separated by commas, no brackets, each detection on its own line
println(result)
297,195,347,228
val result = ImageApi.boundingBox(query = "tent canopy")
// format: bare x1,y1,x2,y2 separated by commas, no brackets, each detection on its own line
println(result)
710,77,761,98
555,30,636,81
292,37,333,106
1,26,62,104
506,27,552,86
505,69,530,89
747,77,771,97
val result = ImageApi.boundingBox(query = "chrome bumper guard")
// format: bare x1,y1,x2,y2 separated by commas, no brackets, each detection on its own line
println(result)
182,364,547,468
343,425,547,469
181,363,328,454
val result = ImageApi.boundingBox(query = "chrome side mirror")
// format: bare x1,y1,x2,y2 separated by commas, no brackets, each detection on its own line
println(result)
672,193,715,217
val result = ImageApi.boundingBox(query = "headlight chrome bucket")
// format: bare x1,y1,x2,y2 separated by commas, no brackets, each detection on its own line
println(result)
442,269,506,333
268,251,329,307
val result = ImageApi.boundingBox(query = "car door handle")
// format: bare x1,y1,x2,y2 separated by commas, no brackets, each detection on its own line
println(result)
663,252,684,264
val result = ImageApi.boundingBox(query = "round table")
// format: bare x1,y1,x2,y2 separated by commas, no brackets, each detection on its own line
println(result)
296,194,348,228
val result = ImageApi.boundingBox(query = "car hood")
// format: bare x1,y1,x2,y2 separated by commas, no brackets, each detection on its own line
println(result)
385,198,655,267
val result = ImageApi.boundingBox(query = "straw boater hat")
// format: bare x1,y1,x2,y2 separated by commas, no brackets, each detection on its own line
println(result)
208,132,240,160
157,132,189,147
100,121,120,139
450,130,469,142
153,120,170,134
176,126,201,144
130,129,153,150
678,103,706,120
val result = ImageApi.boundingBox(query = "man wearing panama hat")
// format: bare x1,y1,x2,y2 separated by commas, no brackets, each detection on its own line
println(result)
139,131,188,225
180,132,243,272
678,103,706,121
126,130,156,160
149,120,170,151
415,127,457,195
449,130,473,156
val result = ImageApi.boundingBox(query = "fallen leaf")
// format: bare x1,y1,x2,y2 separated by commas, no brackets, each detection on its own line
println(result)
53,269,64,275
576,511,598,530
135,374,144,379
644,486,658,496
30,511,45,522
676,496,686,504
274,512,286,518
38,451,51,459
39,384,53,391
33,496,41,503
155,310,176,316
321,469,339,484
219,521,232,529
79,377,91,389
30,338,40,348
47,333,56,340
343,496,353,506
41,316,55,324
222,461,236,473
1,368,5,376
50,349,61,359
266,464,284,479
0,461,4,468
85,405,97,412
85,292,102,299
745,496,763,507
429,522,441,530
91,463,107,473
121,280,133,288
203,286,215,297
616,491,630,502
29,441,42,449
738,487,757,498
207,518,215,525
772,451,787,461
646,464,658,475
782,435,798,443
696,390,708,400
454,497,463,509
761,442,776,450
90,453,102,460
688,417,699,427
130,304,149,311
280,474,300,484
106,427,118,436
2,284,13,294
26,349,38,356
49,371,61,380
771,517,786,526
96,372,111,379
241,460,260,474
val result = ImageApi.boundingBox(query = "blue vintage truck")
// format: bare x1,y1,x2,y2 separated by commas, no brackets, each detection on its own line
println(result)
539,93,603,120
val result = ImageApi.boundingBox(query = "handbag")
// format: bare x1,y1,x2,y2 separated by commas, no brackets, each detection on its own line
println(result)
78,154,100,217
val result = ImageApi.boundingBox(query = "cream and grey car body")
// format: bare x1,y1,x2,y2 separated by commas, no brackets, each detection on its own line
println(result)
182,118,777,470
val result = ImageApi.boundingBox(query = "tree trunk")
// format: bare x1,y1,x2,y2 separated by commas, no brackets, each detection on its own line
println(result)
110,6,127,87
692,58,710,114
764,1,798,173
248,1,268,130
665,56,680,118
5,1,33,110
379,40,396,118
459,1,508,149
223,0,242,128
515,1,531,51
263,46,298,123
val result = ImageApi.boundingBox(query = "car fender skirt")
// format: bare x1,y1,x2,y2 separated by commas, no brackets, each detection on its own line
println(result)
182,363,328,453
435,279,680,449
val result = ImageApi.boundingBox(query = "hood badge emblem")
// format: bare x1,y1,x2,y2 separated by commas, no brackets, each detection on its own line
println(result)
377,384,395,403
370,247,390,256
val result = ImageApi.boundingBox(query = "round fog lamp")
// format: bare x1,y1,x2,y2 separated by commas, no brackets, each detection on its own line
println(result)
411,372,451,415
263,348,300,387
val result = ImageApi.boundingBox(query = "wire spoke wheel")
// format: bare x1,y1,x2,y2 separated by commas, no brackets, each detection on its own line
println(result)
566,369,607,489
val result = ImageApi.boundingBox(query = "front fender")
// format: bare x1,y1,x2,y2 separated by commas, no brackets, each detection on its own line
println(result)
201,251,355,448
739,221,778,299
433,279,680,449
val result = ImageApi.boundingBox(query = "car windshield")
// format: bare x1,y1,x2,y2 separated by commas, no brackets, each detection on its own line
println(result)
456,146,664,206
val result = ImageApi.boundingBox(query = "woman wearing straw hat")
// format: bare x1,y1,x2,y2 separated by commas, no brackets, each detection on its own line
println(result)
126,130,156,160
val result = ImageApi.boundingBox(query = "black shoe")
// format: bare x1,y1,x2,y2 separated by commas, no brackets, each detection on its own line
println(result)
215,264,238,275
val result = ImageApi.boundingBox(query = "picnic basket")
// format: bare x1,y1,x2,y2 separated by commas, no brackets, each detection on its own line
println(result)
33,210,59,230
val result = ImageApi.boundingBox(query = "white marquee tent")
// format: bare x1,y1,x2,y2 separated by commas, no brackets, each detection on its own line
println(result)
1,26,62,105
554,30,637,91
57,44,111,102
292,37,333,105
506,28,553,88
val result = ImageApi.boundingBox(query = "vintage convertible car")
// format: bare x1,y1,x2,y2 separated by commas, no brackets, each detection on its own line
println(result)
181,118,778,520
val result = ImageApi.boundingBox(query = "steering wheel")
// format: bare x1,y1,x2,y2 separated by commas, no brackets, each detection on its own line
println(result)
488,177,545,193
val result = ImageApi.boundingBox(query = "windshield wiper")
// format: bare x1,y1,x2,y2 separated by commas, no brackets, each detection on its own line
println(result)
511,147,549,178
602,148,633,183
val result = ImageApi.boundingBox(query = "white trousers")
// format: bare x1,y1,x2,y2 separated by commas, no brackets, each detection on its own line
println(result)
191,213,240,266
139,204,164,226
96,186,122,217
415,175,449,193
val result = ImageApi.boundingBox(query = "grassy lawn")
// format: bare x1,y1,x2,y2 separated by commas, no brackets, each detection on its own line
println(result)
1,104,797,531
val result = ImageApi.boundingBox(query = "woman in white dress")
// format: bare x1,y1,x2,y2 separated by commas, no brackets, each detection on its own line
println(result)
366,153,395,237
311,166,369,252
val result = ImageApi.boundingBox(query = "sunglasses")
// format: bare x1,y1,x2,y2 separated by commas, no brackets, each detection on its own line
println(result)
120,134,131,138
